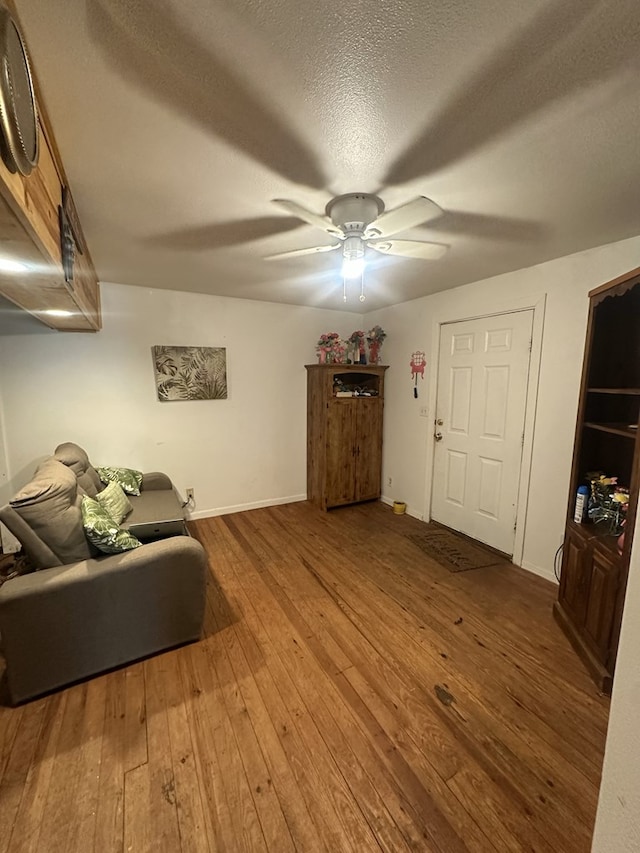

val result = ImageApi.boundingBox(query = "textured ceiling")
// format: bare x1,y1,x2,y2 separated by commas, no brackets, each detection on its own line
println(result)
16,0,640,310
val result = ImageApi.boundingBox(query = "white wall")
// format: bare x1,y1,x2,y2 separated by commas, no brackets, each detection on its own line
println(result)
592,508,640,852
369,234,640,581
1,234,639,577
0,284,361,518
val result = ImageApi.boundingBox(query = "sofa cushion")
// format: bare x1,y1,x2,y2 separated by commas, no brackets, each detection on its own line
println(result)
96,466,143,496
95,481,132,525
10,458,94,565
54,442,104,498
81,497,142,554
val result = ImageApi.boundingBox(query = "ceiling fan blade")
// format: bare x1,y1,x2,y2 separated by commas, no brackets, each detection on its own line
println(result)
365,197,443,239
272,200,343,237
369,239,449,260
266,243,342,261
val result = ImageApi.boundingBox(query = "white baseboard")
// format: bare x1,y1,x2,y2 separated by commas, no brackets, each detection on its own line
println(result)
520,559,558,585
187,493,307,521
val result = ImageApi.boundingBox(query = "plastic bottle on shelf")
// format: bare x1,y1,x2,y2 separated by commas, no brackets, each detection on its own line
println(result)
574,485,589,523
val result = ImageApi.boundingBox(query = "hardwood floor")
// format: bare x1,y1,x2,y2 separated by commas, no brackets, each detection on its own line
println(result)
0,502,609,852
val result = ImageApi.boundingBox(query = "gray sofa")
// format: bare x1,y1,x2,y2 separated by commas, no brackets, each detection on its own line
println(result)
0,443,207,704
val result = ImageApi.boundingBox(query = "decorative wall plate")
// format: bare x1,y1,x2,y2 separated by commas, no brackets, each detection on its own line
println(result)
0,5,38,175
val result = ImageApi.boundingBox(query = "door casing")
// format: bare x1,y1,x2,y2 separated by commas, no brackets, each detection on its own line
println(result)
423,293,546,569
431,310,534,555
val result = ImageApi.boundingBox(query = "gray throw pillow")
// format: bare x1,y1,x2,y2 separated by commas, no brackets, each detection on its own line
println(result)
81,497,142,554
95,481,132,525
96,466,143,496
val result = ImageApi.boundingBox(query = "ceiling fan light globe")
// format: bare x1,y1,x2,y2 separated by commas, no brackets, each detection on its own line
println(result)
342,256,365,279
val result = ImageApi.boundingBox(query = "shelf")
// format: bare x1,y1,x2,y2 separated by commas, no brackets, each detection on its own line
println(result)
332,394,379,399
584,422,638,439
587,388,640,395
306,364,388,370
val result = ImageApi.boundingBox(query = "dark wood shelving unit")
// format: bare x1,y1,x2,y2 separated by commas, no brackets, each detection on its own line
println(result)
554,268,640,694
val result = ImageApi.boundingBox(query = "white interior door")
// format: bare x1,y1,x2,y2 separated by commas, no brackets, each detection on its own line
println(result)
431,311,533,555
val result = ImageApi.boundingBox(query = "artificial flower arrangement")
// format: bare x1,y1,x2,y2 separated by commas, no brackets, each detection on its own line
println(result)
316,332,346,364
366,325,386,364
586,471,629,533
348,330,366,363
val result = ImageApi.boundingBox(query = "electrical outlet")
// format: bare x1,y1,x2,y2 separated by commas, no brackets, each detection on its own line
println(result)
419,406,428,418
186,488,195,502
387,476,392,486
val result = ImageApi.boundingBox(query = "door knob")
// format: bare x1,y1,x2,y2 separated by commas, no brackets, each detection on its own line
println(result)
435,418,443,426
434,432,443,442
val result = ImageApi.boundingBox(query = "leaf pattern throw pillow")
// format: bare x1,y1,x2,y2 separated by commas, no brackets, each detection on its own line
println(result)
96,466,143,496
95,480,133,525
81,497,142,554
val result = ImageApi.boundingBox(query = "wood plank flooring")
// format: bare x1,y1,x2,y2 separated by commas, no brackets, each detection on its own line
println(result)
0,502,610,852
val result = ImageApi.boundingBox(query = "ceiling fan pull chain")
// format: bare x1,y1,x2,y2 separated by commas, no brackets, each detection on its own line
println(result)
360,270,365,302
343,275,347,302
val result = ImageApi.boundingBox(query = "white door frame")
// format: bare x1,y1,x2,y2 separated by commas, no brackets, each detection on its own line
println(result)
423,293,546,567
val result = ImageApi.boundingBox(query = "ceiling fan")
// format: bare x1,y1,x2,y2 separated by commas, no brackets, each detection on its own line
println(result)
266,193,449,286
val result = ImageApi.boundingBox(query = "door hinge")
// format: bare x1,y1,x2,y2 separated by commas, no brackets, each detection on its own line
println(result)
521,431,525,447
529,338,532,352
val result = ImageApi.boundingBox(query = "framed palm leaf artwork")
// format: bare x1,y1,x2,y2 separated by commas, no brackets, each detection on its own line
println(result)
152,345,227,401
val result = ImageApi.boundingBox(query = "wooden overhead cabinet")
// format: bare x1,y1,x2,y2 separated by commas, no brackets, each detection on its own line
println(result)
0,1,100,331
306,364,387,509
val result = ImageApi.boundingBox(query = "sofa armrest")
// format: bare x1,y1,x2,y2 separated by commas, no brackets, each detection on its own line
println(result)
0,536,207,703
141,471,173,491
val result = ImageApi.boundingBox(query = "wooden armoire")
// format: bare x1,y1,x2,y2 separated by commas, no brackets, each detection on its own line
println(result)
306,364,387,510
554,268,640,694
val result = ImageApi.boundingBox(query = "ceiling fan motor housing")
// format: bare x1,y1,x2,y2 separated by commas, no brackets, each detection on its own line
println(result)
326,193,384,235
268,193,447,264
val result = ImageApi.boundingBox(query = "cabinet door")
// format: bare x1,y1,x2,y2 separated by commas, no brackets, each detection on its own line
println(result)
559,530,590,627
325,402,357,506
355,399,383,501
584,550,619,661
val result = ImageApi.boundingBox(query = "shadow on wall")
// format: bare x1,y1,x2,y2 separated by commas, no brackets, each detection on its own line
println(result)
0,455,50,505
385,0,640,184
87,0,325,190
0,295,56,337
0,455,49,553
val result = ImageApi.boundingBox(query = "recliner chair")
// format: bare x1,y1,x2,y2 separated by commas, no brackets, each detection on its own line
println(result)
0,448,207,704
